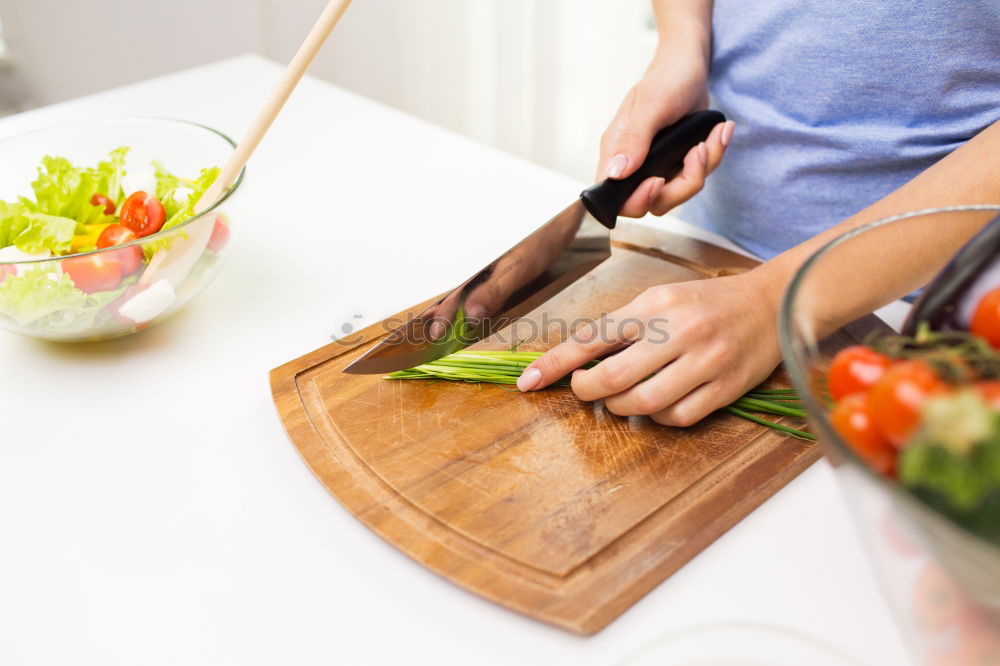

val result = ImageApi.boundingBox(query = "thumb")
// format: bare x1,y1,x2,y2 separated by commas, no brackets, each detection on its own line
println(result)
601,88,682,181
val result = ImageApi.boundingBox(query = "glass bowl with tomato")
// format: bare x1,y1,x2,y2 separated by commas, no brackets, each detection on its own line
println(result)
0,118,242,341
780,206,1000,664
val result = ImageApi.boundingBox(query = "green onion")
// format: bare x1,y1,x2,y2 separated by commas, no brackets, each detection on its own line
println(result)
385,350,814,440
723,406,815,441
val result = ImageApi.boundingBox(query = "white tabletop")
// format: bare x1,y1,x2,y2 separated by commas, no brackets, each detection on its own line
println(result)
0,55,910,666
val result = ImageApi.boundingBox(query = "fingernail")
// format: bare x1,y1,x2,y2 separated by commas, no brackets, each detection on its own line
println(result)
605,154,628,179
517,367,542,392
429,321,445,341
698,142,708,166
648,177,666,202
721,121,734,147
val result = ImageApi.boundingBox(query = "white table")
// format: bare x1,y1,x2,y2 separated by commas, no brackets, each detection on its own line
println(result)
0,56,911,666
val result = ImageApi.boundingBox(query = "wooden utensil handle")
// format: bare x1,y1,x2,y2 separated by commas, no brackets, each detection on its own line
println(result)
195,0,353,213
139,0,352,290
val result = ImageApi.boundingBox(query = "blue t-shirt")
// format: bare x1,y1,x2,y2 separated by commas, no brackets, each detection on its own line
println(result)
682,1,1000,259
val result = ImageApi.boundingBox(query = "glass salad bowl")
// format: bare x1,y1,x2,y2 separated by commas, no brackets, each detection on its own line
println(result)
0,117,243,342
780,206,1000,665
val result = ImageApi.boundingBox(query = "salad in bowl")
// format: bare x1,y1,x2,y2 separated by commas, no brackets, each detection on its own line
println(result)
0,118,242,341
781,206,1000,664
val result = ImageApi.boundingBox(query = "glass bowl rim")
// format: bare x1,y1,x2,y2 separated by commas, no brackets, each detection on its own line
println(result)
778,203,1000,548
0,116,243,266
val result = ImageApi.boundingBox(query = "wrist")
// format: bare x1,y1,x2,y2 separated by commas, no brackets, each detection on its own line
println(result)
653,16,711,70
745,260,794,323
649,33,710,85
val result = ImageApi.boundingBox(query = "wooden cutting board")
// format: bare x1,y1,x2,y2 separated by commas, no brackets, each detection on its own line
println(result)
270,222,886,635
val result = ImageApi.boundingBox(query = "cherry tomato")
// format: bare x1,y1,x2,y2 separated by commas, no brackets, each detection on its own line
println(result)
972,286,1000,349
975,380,1000,410
827,345,892,400
96,223,143,276
119,191,166,238
90,193,116,215
830,392,896,475
62,253,122,294
207,215,230,252
869,360,948,448
0,264,15,283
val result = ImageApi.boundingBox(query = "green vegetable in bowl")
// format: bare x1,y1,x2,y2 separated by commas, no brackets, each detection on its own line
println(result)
899,390,1000,543
0,267,127,334
142,163,221,260
0,147,220,337
29,147,127,222
0,201,77,255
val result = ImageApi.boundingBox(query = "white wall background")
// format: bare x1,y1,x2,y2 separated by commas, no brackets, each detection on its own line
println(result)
0,0,657,182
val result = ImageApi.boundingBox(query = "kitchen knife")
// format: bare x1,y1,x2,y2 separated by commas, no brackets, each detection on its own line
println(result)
343,110,726,375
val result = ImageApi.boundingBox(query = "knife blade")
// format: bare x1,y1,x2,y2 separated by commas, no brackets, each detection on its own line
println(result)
343,110,725,375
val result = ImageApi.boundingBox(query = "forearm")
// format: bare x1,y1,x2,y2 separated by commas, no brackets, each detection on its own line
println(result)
651,0,713,68
756,119,1000,333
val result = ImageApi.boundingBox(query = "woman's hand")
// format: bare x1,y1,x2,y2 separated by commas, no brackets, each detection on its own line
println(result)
600,46,733,219
516,268,783,426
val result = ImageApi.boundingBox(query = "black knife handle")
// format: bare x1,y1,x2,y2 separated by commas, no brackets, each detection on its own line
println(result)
580,110,726,229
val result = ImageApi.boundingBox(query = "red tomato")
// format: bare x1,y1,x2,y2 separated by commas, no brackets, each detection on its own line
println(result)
830,392,896,475
972,286,1000,349
207,215,230,252
96,223,143,276
827,345,892,400
0,264,15,283
90,193,116,215
119,191,166,238
62,253,122,294
869,360,948,448
975,380,1000,409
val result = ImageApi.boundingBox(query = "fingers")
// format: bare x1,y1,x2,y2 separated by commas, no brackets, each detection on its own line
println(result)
570,338,679,402
649,378,747,428
517,312,643,392
425,290,462,341
600,353,709,417
598,85,687,182
619,144,706,217
617,120,734,219
463,278,508,324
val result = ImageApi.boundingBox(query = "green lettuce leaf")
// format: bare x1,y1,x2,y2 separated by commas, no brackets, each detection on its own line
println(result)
29,147,128,226
158,164,220,230
143,165,221,260
152,159,190,220
0,201,76,254
13,213,76,254
0,201,30,247
0,267,125,333
96,146,128,209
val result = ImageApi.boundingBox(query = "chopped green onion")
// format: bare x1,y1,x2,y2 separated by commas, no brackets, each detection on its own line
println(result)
385,350,813,439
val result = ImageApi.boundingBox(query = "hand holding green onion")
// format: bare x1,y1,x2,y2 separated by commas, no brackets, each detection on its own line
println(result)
386,349,813,440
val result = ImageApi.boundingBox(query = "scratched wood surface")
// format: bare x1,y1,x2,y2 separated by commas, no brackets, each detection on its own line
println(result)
270,222,888,634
